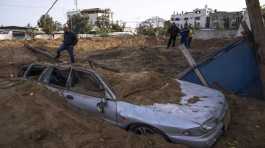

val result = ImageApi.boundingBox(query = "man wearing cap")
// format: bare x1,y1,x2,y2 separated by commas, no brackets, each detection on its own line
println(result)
55,25,78,63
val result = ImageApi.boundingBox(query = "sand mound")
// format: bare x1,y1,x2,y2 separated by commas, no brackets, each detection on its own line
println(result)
0,40,24,49
0,46,37,78
98,70,183,105
28,36,165,53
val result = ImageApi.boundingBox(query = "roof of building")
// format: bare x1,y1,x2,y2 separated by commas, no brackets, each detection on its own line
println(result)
81,8,111,14
0,26,37,31
210,11,243,14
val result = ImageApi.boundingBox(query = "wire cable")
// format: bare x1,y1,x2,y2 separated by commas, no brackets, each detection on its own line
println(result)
44,0,59,16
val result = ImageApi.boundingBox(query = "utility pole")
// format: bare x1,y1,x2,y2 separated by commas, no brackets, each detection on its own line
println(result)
75,0,78,11
245,0,265,98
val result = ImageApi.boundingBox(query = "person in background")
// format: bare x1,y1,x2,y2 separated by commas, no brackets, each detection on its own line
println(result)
187,25,193,48
167,22,180,48
55,25,78,63
180,25,189,47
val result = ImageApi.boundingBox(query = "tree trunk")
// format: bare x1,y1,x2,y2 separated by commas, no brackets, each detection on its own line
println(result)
246,0,265,98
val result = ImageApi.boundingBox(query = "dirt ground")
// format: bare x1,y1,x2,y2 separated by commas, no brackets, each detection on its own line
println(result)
0,37,265,148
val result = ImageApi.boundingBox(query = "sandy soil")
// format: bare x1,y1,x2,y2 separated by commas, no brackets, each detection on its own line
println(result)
0,37,265,148
98,70,183,105
85,38,235,77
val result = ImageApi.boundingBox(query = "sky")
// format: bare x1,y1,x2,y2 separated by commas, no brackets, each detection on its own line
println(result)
0,0,265,27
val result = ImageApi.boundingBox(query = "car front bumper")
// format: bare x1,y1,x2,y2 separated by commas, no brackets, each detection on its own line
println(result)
169,122,224,148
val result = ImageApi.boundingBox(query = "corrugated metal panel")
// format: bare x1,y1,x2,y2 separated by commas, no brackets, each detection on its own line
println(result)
180,40,262,98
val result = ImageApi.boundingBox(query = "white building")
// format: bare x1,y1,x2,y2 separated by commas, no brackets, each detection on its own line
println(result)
171,5,213,29
67,8,113,26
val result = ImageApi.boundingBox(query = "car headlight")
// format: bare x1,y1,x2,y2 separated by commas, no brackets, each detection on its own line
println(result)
201,118,218,131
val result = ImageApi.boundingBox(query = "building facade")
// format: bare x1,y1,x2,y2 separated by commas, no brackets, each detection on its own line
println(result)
171,5,213,29
67,8,113,26
171,5,243,30
0,26,35,40
209,11,243,30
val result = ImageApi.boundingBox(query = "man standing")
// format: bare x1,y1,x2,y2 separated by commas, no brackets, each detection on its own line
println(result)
187,25,193,48
167,22,180,48
55,25,78,63
180,26,189,48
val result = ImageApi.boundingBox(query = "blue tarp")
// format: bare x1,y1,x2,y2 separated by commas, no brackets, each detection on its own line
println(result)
180,40,263,98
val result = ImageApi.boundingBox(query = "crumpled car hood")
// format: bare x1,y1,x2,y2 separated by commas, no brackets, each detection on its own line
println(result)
117,80,226,127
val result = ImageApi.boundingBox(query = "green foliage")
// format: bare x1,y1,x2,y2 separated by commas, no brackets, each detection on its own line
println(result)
137,21,156,36
137,20,171,36
68,14,92,34
95,15,125,33
111,21,125,32
96,14,111,33
37,15,56,34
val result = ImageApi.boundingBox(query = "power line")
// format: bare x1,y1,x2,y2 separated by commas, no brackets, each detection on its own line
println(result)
0,3,64,9
0,4,45,9
44,0,59,16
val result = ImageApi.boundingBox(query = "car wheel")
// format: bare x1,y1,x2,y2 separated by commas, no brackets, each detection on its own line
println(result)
128,124,171,142
130,125,155,135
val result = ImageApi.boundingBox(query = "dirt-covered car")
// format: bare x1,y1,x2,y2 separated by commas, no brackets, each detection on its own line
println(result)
18,63,230,148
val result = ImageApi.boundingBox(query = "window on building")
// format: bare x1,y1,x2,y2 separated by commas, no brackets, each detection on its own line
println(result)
195,17,201,20
175,18,180,21
184,17,188,20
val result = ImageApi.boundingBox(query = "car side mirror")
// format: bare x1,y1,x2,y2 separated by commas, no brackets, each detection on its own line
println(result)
97,98,107,113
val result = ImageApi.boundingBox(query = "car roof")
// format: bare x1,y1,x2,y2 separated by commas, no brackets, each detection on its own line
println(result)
30,63,95,73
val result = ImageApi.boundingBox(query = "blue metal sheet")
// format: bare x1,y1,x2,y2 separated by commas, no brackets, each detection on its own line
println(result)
181,40,263,98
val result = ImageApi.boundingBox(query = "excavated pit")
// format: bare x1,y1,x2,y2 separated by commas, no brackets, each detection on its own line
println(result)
0,38,265,148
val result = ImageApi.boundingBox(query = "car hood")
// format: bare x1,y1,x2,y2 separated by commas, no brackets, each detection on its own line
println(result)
117,80,226,127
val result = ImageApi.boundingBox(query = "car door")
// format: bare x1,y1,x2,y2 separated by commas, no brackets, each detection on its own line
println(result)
93,71,118,124
64,69,117,123
39,66,72,95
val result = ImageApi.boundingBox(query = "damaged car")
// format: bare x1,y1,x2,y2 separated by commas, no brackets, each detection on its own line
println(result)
18,63,230,148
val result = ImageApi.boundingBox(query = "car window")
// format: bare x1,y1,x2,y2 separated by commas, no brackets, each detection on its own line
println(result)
48,67,70,88
69,70,105,97
25,65,47,81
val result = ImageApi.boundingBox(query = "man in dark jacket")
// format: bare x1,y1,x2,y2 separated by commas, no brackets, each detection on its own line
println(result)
167,22,180,48
55,25,78,63
180,26,189,47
